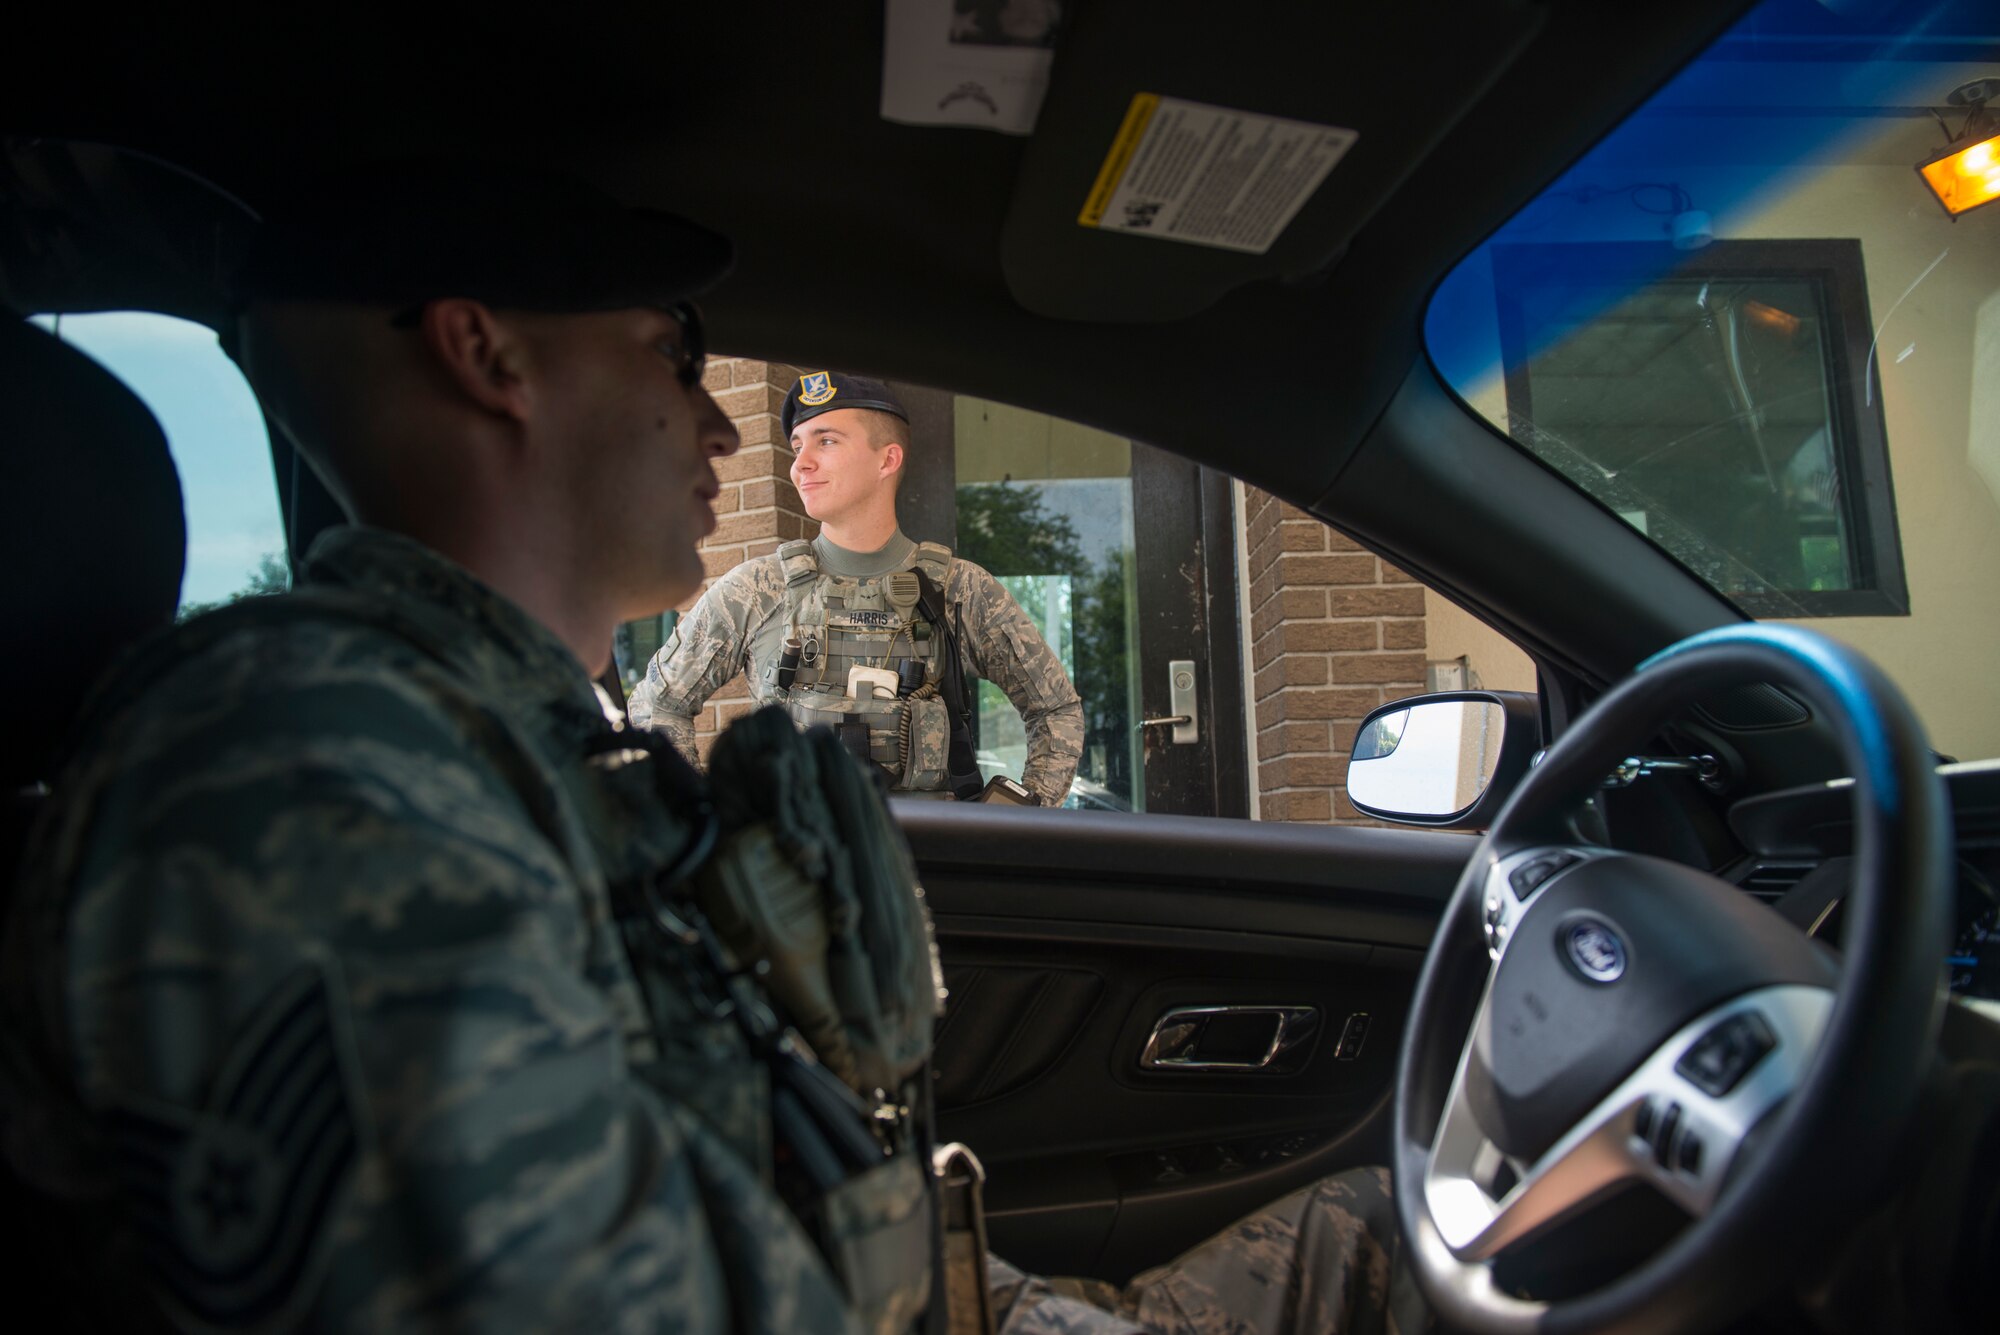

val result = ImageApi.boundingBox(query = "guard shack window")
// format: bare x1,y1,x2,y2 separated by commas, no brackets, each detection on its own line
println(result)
1492,239,1906,617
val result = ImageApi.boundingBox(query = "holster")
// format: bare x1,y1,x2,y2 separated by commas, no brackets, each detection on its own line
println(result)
695,708,953,1330
818,1150,936,1335
930,1143,995,1335
910,571,987,801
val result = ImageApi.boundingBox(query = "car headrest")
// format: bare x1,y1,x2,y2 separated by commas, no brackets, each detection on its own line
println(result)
0,316,186,787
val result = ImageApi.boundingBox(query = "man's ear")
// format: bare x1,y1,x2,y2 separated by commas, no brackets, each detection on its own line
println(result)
417,299,532,423
879,440,905,482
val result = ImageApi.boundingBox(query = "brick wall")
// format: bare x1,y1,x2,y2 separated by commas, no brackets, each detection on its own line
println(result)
1242,487,1428,824
680,356,815,761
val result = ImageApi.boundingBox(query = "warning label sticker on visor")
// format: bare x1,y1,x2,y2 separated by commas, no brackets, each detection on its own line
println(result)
1078,94,1358,254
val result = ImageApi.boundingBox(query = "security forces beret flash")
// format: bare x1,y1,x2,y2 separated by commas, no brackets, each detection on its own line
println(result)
783,371,910,439
236,158,733,312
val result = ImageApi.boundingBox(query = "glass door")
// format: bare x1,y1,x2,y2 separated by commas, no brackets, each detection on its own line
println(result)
896,383,1247,816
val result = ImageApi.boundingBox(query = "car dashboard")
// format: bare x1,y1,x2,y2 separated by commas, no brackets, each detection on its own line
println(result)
1722,759,2000,1003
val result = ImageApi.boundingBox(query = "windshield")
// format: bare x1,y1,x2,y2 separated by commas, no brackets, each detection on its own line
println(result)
1426,0,2000,761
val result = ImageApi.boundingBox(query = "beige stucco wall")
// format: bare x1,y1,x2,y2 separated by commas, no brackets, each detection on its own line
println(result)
1438,119,2000,761
1425,592,1538,692
1742,160,2000,762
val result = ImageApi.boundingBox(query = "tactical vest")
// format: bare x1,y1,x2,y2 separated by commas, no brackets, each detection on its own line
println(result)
771,539,957,794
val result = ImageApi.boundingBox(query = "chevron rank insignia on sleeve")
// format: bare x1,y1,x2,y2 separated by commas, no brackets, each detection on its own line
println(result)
101,964,361,1328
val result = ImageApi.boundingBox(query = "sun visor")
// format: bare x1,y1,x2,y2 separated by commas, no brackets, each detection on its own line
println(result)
999,0,1547,323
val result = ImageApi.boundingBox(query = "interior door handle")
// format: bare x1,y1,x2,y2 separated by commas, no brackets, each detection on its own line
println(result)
1139,1004,1320,1071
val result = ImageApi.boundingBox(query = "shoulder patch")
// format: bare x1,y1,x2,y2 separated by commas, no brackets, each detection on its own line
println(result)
776,539,819,586
102,965,359,1329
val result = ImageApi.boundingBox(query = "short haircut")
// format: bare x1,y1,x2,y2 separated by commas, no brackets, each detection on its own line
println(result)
232,304,367,511
232,302,434,522
857,408,909,490
855,408,907,449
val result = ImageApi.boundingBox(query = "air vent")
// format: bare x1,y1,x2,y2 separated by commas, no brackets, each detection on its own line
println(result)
1735,862,1817,905
1694,683,1811,731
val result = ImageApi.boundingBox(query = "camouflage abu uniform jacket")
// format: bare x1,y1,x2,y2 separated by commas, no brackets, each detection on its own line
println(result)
629,532,1084,806
0,526,861,1334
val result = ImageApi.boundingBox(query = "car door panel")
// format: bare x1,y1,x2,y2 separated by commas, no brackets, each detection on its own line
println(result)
895,803,1473,1280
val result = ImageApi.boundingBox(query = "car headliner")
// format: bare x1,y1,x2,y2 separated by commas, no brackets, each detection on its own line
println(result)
0,1,1760,684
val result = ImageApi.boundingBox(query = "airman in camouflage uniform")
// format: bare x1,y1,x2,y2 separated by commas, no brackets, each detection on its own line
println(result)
0,163,1424,1333
5,528,864,1331
629,373,1084,808
0,163,877,1332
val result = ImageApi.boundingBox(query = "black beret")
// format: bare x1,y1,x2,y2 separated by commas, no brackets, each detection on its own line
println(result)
781,371,909,439
236,158,732,313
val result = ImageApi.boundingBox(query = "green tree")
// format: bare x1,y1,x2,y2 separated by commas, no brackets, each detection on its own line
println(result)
954,482,1084,577
177,551,291,621
1071,548,1135,803
955,481,1137,807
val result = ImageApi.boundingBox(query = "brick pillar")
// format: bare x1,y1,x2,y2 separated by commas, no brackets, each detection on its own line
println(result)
679,357,816,761
1243,488,1427,824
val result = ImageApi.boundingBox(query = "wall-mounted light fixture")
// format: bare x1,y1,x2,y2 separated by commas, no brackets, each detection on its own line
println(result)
1917,78,2000,219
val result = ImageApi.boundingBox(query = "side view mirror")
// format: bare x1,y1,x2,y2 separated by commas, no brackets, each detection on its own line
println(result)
1346,690,1540,829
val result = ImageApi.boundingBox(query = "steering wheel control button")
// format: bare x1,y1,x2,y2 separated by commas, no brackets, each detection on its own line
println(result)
1507,851,1579,900
1483,890,1511,954
1562,916,1628,983
1676,1129,1703,1176
1653,1100,1683,1168
1634,1098,1656,1141
1675,1010,1779,1097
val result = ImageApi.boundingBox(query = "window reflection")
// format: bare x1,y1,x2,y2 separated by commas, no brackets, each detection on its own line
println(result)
1493,244,1894,614
954,400,1141,810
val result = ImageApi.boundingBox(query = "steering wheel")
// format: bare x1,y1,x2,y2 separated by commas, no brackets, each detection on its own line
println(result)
1392,624,1952,1334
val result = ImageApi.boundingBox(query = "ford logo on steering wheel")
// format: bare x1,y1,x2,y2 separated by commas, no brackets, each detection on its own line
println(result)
1564,917,1627,983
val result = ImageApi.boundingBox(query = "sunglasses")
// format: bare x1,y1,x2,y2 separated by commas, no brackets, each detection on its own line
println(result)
654,301,707,388
386,299,708,388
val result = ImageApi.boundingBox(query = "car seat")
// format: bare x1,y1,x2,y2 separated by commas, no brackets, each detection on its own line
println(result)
0,311,186,1330
1,312,186,871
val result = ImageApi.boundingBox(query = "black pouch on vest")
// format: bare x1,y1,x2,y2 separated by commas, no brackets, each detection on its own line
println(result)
700,706,948,1331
